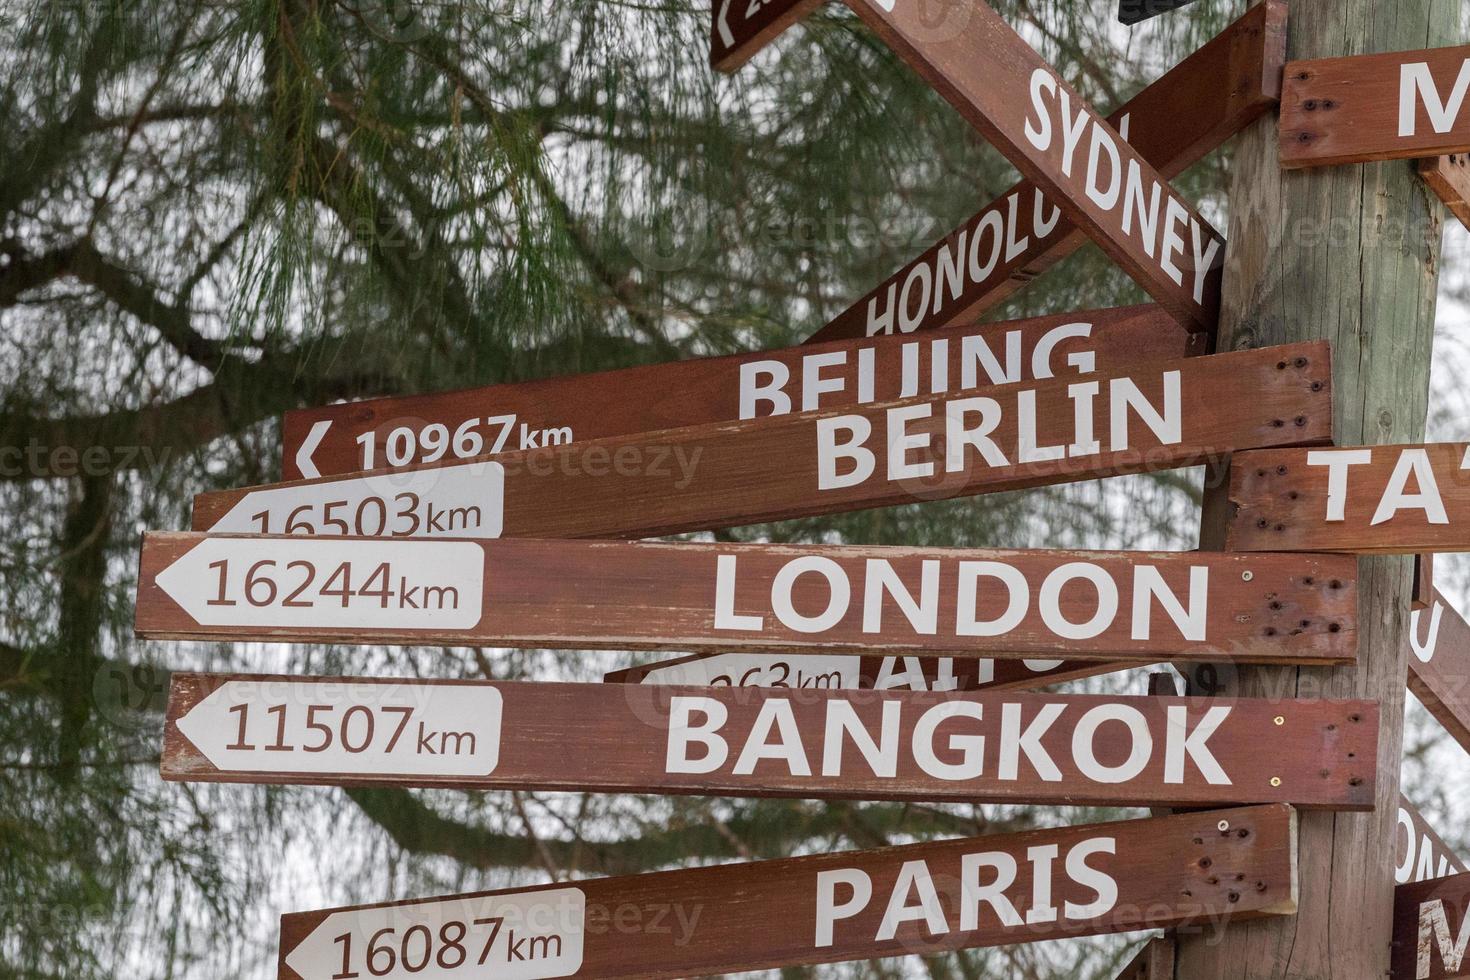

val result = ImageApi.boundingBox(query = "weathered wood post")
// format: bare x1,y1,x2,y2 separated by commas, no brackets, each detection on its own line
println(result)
1177,0,1457,975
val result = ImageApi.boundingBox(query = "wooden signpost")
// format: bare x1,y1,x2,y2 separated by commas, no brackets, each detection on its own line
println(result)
1398,796,1466,886
1281,44,1470,168
603,650,1114,693
280,305,1190,479
1408,589,1470,755
276,805,1299,980
708,0,818,71
839,0,1226,333
1227,444,1470,554
1420,154,1470,230
1115,936,1174,980
1393,872,1470,980
163,673,1378,810
135,536,1360,664
203,343,1332,543
809,1,1286,341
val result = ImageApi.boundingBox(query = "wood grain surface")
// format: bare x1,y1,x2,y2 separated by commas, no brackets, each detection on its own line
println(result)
1393,871,1470,979
1407,588,1470,755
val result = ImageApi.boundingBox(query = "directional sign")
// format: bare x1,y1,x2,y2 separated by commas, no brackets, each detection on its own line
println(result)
164,673,1377,810
205,342,1333,542
1398,795,1467,886
1115,937,1174,980
1282,44,1470,169
1408,589,1470,755
809,1,1286,341
281,305,1189,479
136,535,1359,664
841,0,1225,331
1421,154,1470,230
1118,0,1200,26
1393,872,1470,980
277,805,1299,980
1227,444,1470,553
603,651,1115,693
710,0,820,71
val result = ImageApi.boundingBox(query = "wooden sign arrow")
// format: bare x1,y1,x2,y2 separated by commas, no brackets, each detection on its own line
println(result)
135,535,1359,664
1282,44,1470,169
603,650,1113,693
1394,871,1470,980
1398,795,1467,886
710,0,821,71
162,673,1377,810
1118,0,1201,26
1227,444,1470,554
1420,154,1470,230
203,343,1332,543
1408,589,1470,756
280,305,1190,480
276,805,1298,980
840,0,1225,332
809,0,1286,341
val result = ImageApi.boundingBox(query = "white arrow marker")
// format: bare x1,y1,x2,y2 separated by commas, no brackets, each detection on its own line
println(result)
176,679,501,777
205,460,505,539
716,0,735,48
286,890,586,980
294,420,332,480
155,537,484,630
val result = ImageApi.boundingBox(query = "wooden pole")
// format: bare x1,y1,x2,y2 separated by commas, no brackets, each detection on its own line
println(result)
1176,0,1456,975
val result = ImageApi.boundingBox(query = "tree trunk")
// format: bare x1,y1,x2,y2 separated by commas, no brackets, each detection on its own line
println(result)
1175,0,1456,976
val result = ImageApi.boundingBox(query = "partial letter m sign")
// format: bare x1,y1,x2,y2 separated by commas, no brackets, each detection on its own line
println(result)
1419,898,1470,978
1400,59,1470,137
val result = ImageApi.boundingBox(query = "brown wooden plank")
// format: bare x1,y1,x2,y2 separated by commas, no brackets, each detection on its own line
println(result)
1118,0,1199,26
1417,554,1436,610
710,0,818,72
134,535,1360,664
1227,444,1470,554
281,305,1190,480
1393,871,1470,979
162,672,1377,809
207,342,1333,541
602,650,1117,692
1420,154,1470,230
1115,936,1176,979
1397,795,1467,886
276,804,1299,980
840,0,1225,331
1407,588,1470,755
810,0,1286,342
1282,45,1470,169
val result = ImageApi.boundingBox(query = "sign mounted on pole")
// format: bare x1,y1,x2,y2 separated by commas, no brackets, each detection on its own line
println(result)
1407,589,1470,755
1118,0,1201,26
204,343,1333,543
839,0,1226,331
603,651,1115,693
281,305,1190,480
163,673,1378,810
709,0,819,71
1420,154,1470,230
1393,872,1470,980
809,0,1286,341
1227,444,1470,553
135,536,1360,665
1114,937,1175,980
277,805,1299,980
1397,795,1466,886
1281,44,1470,168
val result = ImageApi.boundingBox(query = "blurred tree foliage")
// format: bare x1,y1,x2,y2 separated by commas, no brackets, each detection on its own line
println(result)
0,0,1371,976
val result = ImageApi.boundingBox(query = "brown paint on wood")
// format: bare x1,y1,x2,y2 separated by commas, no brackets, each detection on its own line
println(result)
602,650,1116,692
1115,936,1176,979
1228,444,1470,554
810,1,1287,342
1407,589,1470,756
1393,871,1470,979
207,343,1334,542
1397,795,1467,886
709,0,819,72
276,805,1299,980
1420,154,1470,230
840,0,1225,331
1416,554,1436,610
281,305,1189,480
1282,45,1470,169
134,535,1361,664
162,672,1377,809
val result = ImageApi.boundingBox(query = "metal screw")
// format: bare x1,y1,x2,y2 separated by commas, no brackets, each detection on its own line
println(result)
1218,820,1230,832
1271,777,1282,787
1242,571,1255,582
1274,716,1285,726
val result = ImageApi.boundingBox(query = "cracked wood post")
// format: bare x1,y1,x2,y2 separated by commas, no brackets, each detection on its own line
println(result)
1177,0,1456,976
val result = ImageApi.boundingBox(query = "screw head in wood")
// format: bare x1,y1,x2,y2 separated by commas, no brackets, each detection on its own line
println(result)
1274,716,1285,726
1270,777,1282,787
1242,571,1254,582
1218,820,1230,832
